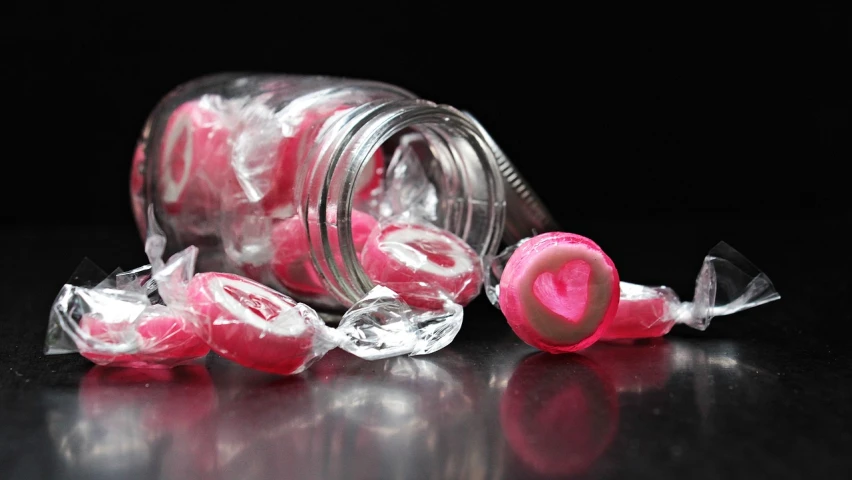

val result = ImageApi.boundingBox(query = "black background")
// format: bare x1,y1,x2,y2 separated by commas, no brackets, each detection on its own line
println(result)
2,5,850,342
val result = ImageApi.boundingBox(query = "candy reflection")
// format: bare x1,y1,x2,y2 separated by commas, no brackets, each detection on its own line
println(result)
40,334,780,479
584,338,674,392
47,366,216,479
325,354,475,431
205,350,480,479
500,353,618,477
207,376,323,479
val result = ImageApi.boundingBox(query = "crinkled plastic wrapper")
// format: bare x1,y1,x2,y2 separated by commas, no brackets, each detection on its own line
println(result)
134,86,492,312
46,260,209,369
482,232,621,354
135,90,391,308
337,286,464,361
602,241,780,340
47,208,467,374
361,218,484,310
175,274,465,372
45,207,208,368
485,239,780,345
180,271,341,376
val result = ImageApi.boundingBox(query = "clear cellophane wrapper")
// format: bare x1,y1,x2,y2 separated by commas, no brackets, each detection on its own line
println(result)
602,241,780,340
48,207,468,372
485,240,780,340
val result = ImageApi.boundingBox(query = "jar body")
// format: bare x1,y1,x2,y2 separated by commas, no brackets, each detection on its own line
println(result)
132,74,505,310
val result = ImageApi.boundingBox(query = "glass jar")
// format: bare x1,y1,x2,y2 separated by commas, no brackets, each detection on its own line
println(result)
131,73,510,310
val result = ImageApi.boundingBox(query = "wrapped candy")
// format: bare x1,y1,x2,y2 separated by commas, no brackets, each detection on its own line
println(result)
356,132,484,310
376,131,439,222
158,99,232,217
181,271,341,375
164,267,464,373
134,75,506,312
228,101,385,221
176,276,464,374
46,265,210,368
48,207,465,374
270,209,378,298
45,208,210,367
177,276,464,373
486,237,780,351
485,232,620,353
260,104,385,218
361,219,484,310
139,208,343,375
74,303,209,367
601,241,780,340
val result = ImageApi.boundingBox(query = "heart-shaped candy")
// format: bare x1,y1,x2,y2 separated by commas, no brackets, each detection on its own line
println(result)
532,259,592,323
498,232,620,353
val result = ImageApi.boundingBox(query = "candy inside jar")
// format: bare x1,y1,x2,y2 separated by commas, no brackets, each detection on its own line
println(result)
133,74,507,311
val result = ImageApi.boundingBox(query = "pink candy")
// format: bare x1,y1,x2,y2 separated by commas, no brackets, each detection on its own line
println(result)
501,353,618,476
600,284,677,340
361,221,483,310
79,365,216,432
271,210,378,298
499,232,620,353
261,105,385,219
186,272,323,375
130,143,147,235
270,216,328,297
78,306,209,368
158,100,231,216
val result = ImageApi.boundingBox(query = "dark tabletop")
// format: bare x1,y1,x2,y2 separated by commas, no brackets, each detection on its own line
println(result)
1,221,850,480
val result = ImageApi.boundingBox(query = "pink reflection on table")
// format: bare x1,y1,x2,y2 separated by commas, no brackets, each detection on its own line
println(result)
583,338,674,392
500,353,618,476
79,366,216,432
47,366,219,480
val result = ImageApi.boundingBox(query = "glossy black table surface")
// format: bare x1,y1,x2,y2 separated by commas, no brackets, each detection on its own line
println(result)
2,224,850,479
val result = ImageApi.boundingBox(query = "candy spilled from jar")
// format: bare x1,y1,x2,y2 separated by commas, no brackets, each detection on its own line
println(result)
601,241,780,340
486,236,780,352
486,232,621,353
46,208,466,375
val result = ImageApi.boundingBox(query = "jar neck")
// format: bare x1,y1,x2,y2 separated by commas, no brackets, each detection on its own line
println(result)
302,99,506,306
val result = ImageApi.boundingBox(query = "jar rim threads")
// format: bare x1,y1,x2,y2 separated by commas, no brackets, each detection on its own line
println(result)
303,99,506,306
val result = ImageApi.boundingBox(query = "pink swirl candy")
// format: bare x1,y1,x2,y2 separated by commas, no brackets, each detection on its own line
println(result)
361,221,483,310
271,210,378,298
78,306,209,368
499,232,620,353
186,273,327,375
158,100,231,216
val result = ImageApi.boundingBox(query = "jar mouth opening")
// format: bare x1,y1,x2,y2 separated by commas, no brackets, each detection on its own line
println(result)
304,100,506,306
